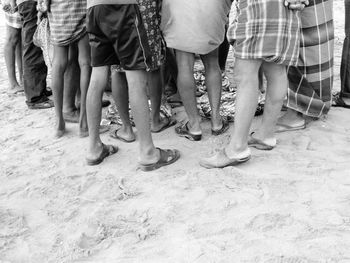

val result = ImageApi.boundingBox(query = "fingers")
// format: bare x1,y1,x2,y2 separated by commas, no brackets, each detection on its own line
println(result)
284,0,309,10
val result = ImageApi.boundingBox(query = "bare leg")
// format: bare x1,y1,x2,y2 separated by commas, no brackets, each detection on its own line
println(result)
77,35,92,135
15,33,23,86
63,43,79,116
51,45,69,137
253,62,288,144
226,59,262,157
125,70,159,164
86,66,109,159
148,69,171,131
175,50,201,134
4,25,22,91
199,58,261,167
201,48,223,130
111,70,135,141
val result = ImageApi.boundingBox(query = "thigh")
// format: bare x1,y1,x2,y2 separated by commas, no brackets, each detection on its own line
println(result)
175,50,195,73
200,48,219,68
234,58,262,77
6,25,21,44
262,62,287,81
77,34,91,65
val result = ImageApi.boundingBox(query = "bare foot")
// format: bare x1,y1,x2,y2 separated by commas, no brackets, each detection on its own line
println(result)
151,116,176,133
8,83,24,94
55,121,65,138
277,109,306,129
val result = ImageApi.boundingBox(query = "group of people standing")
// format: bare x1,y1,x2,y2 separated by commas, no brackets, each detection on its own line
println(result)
1,0,344,171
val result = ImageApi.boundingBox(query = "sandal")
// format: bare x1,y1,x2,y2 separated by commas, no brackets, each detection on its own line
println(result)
151,117,177,133
139,148,180,172
110,127,135,143
28,99,54,109
212,117,230,136
199,149,251,169
332,93,350,109
175,122,202,141
248,132,276,150
86,143,118,166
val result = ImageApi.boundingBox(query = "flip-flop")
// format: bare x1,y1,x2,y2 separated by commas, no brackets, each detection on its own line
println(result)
175,122,202,141
28,99,54,109
212,117,230,136
199,149,251,169
139,148,180,172
332,95,350,109
275,122,306,133
86,143,118,166
151,117,177,133
110,127,136,143
248,132,276,150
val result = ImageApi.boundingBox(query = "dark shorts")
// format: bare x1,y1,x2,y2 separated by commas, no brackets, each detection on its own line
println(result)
87,4,155,71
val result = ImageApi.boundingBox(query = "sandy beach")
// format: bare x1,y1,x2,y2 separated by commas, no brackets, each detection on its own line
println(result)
1,1,350,262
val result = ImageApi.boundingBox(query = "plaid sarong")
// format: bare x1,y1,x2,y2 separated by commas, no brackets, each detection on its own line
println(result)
48,0,87,46
286,0,334,117
4,11,23,29
228,0,300,66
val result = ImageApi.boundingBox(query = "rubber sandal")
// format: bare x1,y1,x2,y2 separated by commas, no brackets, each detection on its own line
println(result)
211,117,230,136
110,127,135,143
86,143,118,166
248,132,276,150
175,122,202,141
151,117,177,133
28,99,54,109
199,149,251,169
139,148,180,172
332,94,350,109
275,122,306,133
63,110,79,123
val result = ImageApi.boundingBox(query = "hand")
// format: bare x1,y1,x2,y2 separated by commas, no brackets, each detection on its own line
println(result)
284,0,309,11
2,0,16,13
37,0,51,13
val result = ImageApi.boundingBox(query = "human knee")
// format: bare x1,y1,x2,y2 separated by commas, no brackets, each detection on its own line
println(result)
235,60,261,84
201,51,219,70
52,56,68,72
78,57,91,70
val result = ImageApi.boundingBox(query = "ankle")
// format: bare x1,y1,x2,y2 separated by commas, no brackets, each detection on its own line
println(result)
188,118,201,132
139,146,159,164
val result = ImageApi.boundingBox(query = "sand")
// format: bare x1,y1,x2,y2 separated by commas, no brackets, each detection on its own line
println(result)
1,1,350,262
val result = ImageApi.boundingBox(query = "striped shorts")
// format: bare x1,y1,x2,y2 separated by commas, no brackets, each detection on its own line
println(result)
4,11,23,29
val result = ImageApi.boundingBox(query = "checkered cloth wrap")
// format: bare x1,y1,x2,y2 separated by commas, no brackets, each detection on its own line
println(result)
48,0,87,46
228,0,300,66
4,11,23,29
286,0,334,117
